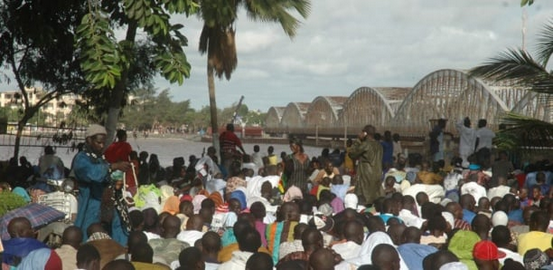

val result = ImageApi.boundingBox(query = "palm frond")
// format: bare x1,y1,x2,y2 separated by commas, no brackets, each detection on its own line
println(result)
535,20,553,68
494,112,552,150
469,49,552,94
244,0,311,38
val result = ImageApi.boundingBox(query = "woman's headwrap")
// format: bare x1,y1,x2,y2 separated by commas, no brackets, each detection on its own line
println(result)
192,194,207,214
209,191,224,207
230,190,247,210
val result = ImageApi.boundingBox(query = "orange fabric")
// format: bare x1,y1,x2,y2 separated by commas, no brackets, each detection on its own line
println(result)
209,192,224,207
162,196,180,215
267,222,278,254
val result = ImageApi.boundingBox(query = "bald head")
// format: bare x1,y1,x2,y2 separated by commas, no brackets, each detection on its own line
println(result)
86,223,106,238
401,226,421,244
387,223,406,245
366,215,386,234
162,215,181,238
460,194,475,211
127,230,148,250
445,202,463,220
309,248,335,270
279,202,300,222
302,228,323,252
201,231,222,255
429,250,459,270
371,244,400,270
186,215,205,231
8,217,34,238
471,214,491,240
344,220,365,245
62,226,83,249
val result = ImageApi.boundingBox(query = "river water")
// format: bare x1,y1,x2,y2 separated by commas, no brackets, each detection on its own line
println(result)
0,136,326,168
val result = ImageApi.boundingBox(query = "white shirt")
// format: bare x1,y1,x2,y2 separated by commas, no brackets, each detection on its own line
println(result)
217,251,254,270
251,152,264,169
476,127,496,151
399,209,425,229
177,230,204,246
487,185,511,200
455,119,476,157
332,241,362,260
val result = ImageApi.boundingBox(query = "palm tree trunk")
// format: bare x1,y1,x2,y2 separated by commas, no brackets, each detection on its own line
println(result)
207,57,220,162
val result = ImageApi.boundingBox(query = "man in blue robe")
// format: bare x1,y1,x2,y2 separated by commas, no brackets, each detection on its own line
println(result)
72,124,130,242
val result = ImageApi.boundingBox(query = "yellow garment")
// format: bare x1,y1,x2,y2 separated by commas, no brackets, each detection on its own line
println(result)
218,243,270,263
317,185,331,200
131,261,170,270
268,155,278,165
344,146,354,172
417,171,443,185
517,231,553,256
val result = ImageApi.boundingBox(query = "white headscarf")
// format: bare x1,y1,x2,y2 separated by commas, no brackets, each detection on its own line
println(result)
346,231,409,270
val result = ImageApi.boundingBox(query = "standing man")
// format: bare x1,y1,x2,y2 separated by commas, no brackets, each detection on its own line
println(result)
104,129,135,194
219,124,246,177
455,117,476,168
104,129,133,163
72,124,130,241
430,119,446,162
348,125,383,206
475,119,495,152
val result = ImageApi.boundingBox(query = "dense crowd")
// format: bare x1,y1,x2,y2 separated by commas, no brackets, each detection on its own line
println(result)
0,122,553,270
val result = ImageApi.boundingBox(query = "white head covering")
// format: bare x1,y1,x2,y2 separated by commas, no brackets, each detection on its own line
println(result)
86,124,106,137
440,261,468,270
283,185,303,202
491,211,509,227
344,193,358,210
442,211,455,230
347,232,393,266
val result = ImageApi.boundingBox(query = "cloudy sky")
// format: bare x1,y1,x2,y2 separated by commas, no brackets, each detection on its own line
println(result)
0,0,554,112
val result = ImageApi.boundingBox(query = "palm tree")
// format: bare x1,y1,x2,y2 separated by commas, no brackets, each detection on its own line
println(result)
197,0,311,156
469,21,552,151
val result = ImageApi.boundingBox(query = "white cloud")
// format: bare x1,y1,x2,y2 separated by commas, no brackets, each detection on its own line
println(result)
0,0,553,112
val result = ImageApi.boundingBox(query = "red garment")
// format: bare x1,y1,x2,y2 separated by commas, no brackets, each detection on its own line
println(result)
454,219,472,231
104,141,133,163
219,131,242,156
516,173,526,189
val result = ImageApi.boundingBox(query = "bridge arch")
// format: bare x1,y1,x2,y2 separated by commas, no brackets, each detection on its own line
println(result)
280,102,310,129
510,92,553,123
392,69,510,134
264,106,285,130
305,96,347,127
336,87,410,129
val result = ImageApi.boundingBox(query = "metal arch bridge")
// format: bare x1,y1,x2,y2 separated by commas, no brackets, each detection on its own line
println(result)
263,68,551,139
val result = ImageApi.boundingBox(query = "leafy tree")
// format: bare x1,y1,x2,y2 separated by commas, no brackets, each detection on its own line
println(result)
469,20,552,151
75,0,198,146
197,0,311,155
0,0,90,159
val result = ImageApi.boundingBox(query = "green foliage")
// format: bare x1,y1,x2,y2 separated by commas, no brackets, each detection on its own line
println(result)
76,0,198,91
470,20,552,151
76,12,123,89
0,192,28,217
520,0,534,7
